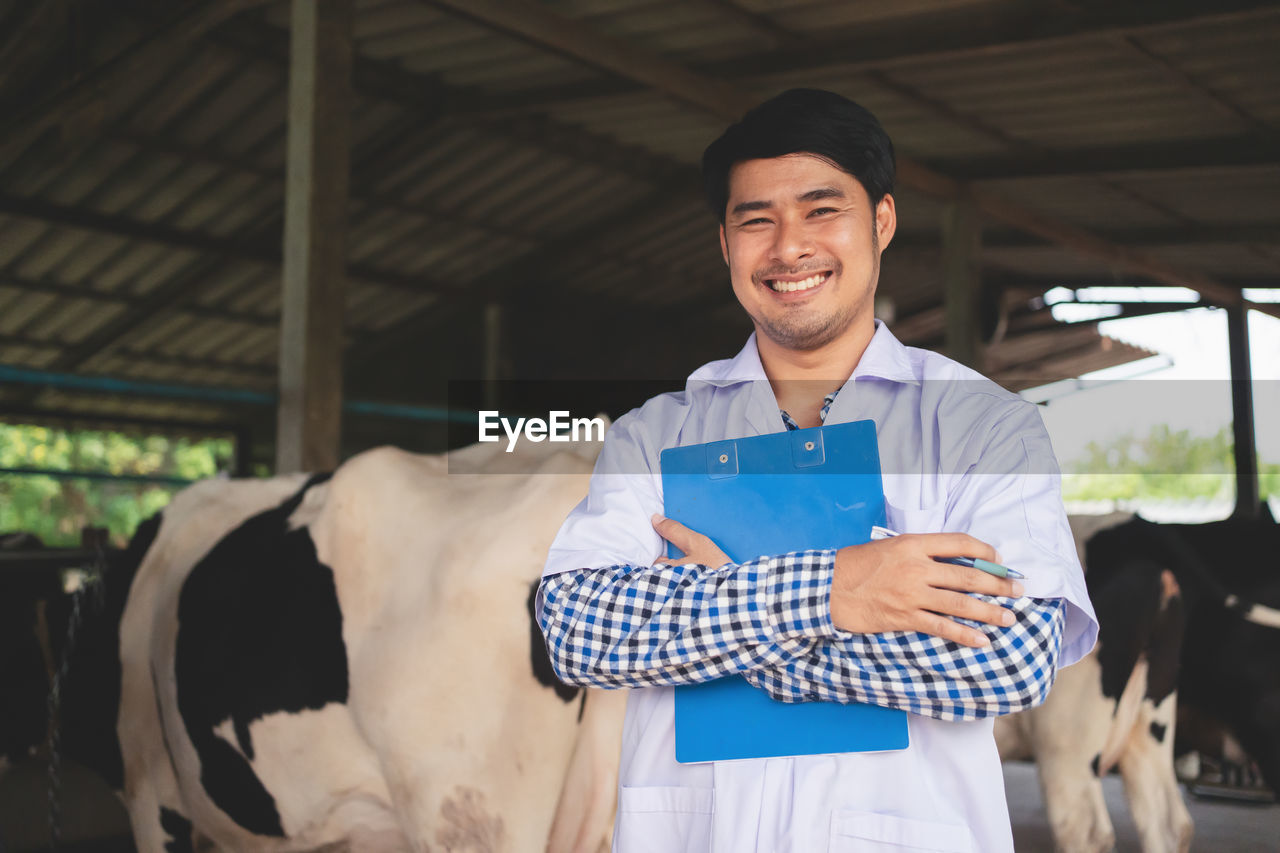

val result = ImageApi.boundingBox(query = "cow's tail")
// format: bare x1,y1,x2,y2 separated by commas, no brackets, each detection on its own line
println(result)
1093,558,1185,775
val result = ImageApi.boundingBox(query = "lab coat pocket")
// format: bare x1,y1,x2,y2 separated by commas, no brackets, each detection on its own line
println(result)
614,786,713,852
884,498,946,536
829,810,975,852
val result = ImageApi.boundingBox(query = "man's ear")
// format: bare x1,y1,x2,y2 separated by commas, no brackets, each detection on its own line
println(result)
719,223,729,266
875,195,897,252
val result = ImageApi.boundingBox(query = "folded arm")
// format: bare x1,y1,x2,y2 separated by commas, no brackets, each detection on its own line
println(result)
537,550,834,690
744,590,1063,720
537,550,1064,720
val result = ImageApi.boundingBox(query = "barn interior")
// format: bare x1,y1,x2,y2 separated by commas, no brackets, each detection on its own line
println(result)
1,0,1278,850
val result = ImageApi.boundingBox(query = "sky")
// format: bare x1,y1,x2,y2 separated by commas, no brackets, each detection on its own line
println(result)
1020,298,1280,468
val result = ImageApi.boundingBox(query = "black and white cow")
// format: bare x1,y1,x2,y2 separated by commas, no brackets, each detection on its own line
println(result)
997,512,1191,853
5,435,626,852
1087,510,1280,791
124,439,629,852
999,507,1280,852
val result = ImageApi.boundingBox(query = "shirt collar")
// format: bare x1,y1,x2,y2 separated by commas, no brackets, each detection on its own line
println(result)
849,320,920,386
687,321,920,389
687,332,768,386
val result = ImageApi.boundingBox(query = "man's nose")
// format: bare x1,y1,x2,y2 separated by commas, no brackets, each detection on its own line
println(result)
770,219,813,267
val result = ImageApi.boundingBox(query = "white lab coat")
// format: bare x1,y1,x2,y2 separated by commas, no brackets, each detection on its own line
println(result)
544,322,1098,852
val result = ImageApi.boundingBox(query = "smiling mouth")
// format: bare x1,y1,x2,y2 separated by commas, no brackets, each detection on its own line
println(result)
765,272,829,293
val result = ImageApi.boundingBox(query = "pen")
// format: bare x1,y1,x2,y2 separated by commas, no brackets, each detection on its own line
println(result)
869,526,1027,580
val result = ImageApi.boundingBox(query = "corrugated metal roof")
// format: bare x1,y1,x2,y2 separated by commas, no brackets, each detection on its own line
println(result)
0,0,1275,443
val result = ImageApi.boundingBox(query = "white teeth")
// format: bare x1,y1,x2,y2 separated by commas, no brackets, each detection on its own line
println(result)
770,273,826,293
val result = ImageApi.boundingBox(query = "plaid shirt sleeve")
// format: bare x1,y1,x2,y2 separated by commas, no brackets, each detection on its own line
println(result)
743,590,1064,721
537,550,1064,720
537,550,838,689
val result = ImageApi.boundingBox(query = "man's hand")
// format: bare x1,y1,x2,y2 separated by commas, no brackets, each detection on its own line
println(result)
831,533,1024,648
651,514,732,569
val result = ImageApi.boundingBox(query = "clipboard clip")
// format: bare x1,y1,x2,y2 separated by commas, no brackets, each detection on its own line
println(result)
706,441,738,479
791,429,826,468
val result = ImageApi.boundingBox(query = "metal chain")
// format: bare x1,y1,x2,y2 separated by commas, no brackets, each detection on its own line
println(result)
44,543,107,851
1,767,8,853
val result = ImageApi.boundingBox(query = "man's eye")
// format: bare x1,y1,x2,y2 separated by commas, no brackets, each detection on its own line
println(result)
742,218,771,226
810,207,837,216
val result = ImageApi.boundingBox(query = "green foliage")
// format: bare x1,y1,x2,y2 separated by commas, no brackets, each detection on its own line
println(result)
0,421,234,546
1061,424,1280,502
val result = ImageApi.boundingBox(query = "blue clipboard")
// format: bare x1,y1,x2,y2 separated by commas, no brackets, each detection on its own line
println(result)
660,419,910,763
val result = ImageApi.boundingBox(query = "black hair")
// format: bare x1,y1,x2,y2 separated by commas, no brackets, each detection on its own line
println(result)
701,88,896,222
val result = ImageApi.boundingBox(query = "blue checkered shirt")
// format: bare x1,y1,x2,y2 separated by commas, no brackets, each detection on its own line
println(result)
537,394,1065,721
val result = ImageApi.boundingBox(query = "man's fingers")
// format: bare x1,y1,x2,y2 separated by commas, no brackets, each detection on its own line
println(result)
924,589,1015,628
651,513,692,547
915,611,990,648
928,562,1021,598
652,515,731,569
915,532,998,563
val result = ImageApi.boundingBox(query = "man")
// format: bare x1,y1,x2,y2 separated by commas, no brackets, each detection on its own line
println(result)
537,89,1097,852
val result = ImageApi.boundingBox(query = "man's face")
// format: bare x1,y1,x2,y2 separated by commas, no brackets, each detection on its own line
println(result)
719,153,895,352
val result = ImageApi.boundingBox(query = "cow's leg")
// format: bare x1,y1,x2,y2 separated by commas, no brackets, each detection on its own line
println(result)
1025,653,1117,853
547,690,627,853
124,777,193,853
1032,750,1113,853
119,661,193,853
1118,692,1193,853
994,712,1032,762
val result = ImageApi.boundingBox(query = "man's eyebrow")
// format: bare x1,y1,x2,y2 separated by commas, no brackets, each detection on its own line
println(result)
797,186,845,203
730,199,773,216
729,187,847,217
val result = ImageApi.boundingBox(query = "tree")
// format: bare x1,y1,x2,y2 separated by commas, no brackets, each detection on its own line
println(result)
1061,424,1280,503
0,422,234,546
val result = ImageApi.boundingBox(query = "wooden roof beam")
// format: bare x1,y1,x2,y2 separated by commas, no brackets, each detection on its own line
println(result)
346,180,706,370
0,193,452,297
695,0,808,51
924,135,1280,181
0,331,276,380
1119,35,1274,136
422,0,755,120
28,61,471,378
0,272,372,334
105,127,541,247
0,0,274,168
891,223,1280,251
210,17,689,187
448,3,1280,117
